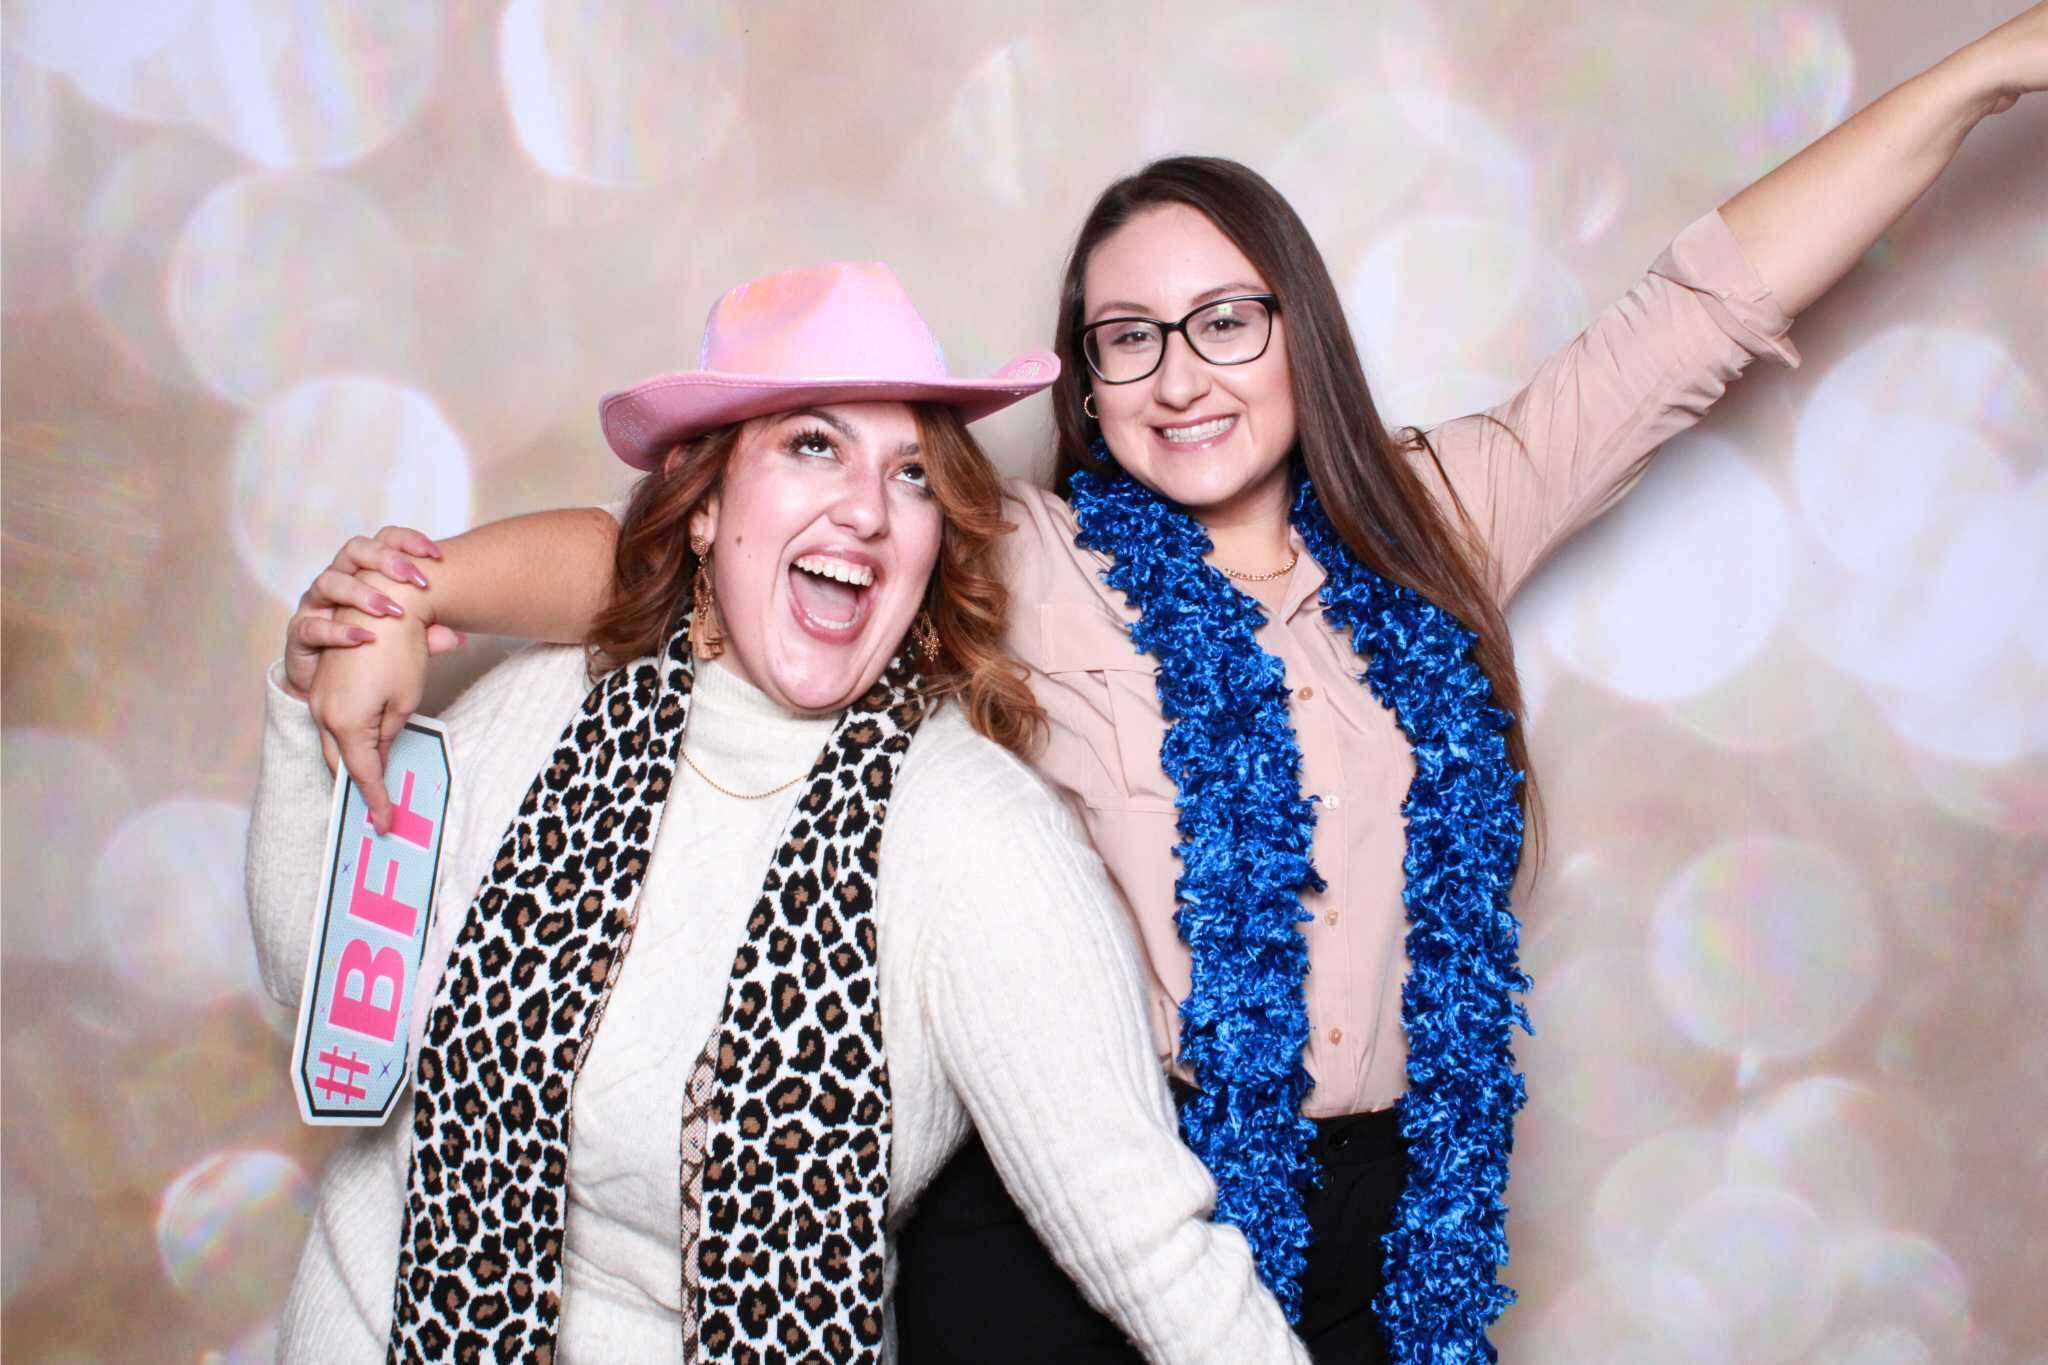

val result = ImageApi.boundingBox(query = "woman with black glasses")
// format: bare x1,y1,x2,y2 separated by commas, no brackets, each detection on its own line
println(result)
282,8,2046,1360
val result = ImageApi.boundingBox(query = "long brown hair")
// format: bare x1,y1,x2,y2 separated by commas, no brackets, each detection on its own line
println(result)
589,404,1043,756
1050,156,1540,861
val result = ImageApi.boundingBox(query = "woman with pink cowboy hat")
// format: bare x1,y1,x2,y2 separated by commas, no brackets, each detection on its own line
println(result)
282,9,2047,1361
246,261,1312,1363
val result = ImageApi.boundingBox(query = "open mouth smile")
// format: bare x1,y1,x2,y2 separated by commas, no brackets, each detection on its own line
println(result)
1152,415,1238,449
788,553,879,638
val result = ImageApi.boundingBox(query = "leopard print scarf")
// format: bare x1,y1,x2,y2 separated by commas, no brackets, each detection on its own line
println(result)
386,618,926,1363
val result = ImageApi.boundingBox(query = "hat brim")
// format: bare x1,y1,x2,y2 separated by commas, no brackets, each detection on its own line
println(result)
598,353,1060,470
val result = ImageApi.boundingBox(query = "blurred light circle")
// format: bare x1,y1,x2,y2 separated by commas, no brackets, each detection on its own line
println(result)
2,730,133,962
154,1148,313,1313
1530,434,1791,701
1650,837,1881,1060
1501,1086,1629,1228
89,798,260,1006
185,0,442,168
1825,1229,1970,1360
37,1,442,165
498,0,744,188
1802,414,2009,582
1347,214,1533,424
2,45,56,210
1525,1266,1730,1364
0,0,197,83
1849,468,2045,765
2018,473,2048,671
119,1034,282,1187
1592,1127,1728,1274
169,173,416,406
1795,326,2041,578
203,1319,280,1365
1568,153,1628,244
2,46,88,316
1543,8,1851,188
1,1162,39,1303
1730,1077,1953,1233
1527,950,1712,1140
1897,736,2048,839
1537,717,1744,920
1665,628,1840,753
1876,644,2042,768
76,134,239,390
1803,481,2038,703
1271,91,1531,269
915,37,1058,207
50,16,205,129
1657,1184,1835,1362
230,375,473,608
1518,846,1636,966
1809,1326,1933,1365
1139,7,1380,165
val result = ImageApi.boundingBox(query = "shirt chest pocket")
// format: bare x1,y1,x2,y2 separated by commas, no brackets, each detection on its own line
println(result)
1037,603,1180,814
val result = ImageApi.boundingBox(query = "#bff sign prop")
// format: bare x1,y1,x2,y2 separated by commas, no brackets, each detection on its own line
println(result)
289,718,452,1125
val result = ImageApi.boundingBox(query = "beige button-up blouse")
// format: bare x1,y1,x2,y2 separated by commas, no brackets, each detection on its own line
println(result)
998,210,1799,1118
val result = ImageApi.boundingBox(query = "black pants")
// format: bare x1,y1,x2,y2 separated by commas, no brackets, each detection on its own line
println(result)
895,1094,1407,1363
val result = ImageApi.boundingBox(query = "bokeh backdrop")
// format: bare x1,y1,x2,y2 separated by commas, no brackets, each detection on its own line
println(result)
3,1,2044,1360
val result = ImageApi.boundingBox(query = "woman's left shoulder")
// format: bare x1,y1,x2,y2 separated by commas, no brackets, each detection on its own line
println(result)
890,702,1074,840
880,704,1116,948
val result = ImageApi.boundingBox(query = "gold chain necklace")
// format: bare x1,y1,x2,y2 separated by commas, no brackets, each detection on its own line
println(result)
680,747,811,801
1215,548,1299,582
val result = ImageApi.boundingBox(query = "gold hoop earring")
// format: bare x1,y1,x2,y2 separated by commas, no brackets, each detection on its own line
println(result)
1082,392,1098,421
912,610,940,664
688,537,724,659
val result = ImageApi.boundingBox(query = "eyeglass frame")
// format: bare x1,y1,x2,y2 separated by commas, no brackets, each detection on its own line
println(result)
1075,293,1283,385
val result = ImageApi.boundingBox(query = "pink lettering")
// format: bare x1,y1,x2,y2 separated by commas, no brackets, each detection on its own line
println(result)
349,836,419,937
384,769,436,849
312,1046,370,1104
327,938,406,1043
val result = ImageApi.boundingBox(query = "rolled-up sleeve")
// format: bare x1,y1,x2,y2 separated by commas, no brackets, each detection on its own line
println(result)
1420,208,1800,603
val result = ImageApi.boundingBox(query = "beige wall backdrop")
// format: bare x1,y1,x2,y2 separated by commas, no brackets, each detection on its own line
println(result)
3,1,2045,1359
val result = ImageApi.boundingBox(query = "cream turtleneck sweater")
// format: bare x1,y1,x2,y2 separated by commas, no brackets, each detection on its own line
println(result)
246,646,1308,1364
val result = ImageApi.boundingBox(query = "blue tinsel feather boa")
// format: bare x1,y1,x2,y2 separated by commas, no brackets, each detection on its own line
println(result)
1069,448,1530,1362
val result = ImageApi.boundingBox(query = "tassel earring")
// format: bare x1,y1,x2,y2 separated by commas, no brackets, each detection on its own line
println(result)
912,610,940,664
688,536,724,659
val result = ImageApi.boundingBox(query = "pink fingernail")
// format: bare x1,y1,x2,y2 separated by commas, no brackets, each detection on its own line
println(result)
374,595,406,618
348,627,376,644
396,559,430,590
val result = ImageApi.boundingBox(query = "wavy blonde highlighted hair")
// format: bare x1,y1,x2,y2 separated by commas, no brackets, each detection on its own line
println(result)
588,404,1043,756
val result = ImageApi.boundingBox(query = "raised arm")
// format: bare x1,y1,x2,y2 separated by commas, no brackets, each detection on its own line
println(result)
1719,3,2047,316
288,508,618,825
339,507,619,644
1417,5,2043,604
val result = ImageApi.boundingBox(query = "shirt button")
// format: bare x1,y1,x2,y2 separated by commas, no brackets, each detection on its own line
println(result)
1325,911,1339,927
1328,1027,1344,1045
1325,795,1342,810
1299,686,1314,701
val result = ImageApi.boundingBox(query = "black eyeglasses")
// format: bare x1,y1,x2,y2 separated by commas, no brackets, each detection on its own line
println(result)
1077,294,1280,384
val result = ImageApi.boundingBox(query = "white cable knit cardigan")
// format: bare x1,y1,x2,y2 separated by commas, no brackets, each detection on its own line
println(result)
245,645,1308,1364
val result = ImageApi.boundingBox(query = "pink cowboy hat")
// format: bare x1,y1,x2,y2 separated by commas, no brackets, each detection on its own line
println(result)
599,261,1059,470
